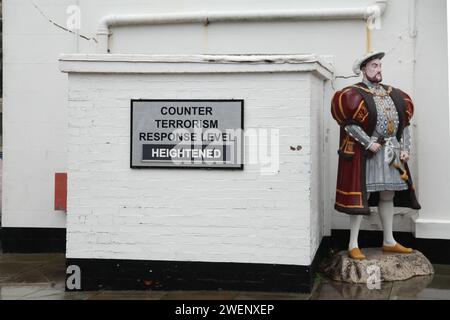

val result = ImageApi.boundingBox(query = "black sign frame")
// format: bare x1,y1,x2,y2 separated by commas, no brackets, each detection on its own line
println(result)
130,99,244,170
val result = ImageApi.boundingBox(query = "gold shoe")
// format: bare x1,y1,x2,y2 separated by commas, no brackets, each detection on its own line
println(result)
348,248,366,260
382,243,413,254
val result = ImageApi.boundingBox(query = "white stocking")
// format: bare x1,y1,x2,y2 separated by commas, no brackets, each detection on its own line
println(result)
378,190,396,246
348,215,363,250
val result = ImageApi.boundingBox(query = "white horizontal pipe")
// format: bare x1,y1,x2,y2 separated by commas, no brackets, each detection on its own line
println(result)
97,1,388,53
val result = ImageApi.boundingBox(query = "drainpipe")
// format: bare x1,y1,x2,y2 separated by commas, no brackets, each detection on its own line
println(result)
97,0,388,53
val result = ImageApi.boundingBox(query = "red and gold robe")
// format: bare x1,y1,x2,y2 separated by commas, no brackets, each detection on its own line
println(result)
331,82,421,215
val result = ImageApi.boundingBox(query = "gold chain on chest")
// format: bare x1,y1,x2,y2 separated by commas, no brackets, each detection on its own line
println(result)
350,84,397,135
375,96,397,136
369,86,392,97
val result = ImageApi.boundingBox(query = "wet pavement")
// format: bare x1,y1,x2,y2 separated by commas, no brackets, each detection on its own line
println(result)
0,253,449,300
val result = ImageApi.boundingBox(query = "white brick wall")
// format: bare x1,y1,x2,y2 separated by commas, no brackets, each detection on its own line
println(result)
63,56,331,266
309,75,325,260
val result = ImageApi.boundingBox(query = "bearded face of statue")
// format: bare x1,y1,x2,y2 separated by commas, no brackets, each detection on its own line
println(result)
362,58,383,83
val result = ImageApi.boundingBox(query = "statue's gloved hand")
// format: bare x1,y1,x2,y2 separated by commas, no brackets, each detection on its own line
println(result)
400,151,410,162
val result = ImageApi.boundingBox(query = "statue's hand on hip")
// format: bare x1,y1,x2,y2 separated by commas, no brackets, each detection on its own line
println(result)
400,151,410,162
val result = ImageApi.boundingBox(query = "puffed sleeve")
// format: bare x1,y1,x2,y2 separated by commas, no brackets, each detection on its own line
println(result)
331,87,370,128
397,89,415,126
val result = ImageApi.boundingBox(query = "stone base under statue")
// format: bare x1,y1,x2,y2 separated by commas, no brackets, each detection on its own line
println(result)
324,248,434,283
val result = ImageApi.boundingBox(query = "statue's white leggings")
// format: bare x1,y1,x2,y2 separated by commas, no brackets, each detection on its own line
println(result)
348,190,396,250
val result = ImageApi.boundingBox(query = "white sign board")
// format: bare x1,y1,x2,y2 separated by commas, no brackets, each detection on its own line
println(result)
131,100,244,169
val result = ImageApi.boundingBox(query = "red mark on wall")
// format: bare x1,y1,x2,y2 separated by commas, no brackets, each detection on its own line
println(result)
55,173,67,211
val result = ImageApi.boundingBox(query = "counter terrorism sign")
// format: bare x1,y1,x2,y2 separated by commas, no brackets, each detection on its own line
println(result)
131,99,243,169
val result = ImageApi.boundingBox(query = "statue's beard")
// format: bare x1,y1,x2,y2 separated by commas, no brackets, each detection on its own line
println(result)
366,72,382,83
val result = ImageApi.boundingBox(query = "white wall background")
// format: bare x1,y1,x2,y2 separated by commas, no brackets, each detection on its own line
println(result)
414,0,450,239
2,0,75,227
2,0,449,242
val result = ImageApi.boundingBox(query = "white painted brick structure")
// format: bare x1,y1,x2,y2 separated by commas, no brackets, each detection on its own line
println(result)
60,54,332,266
